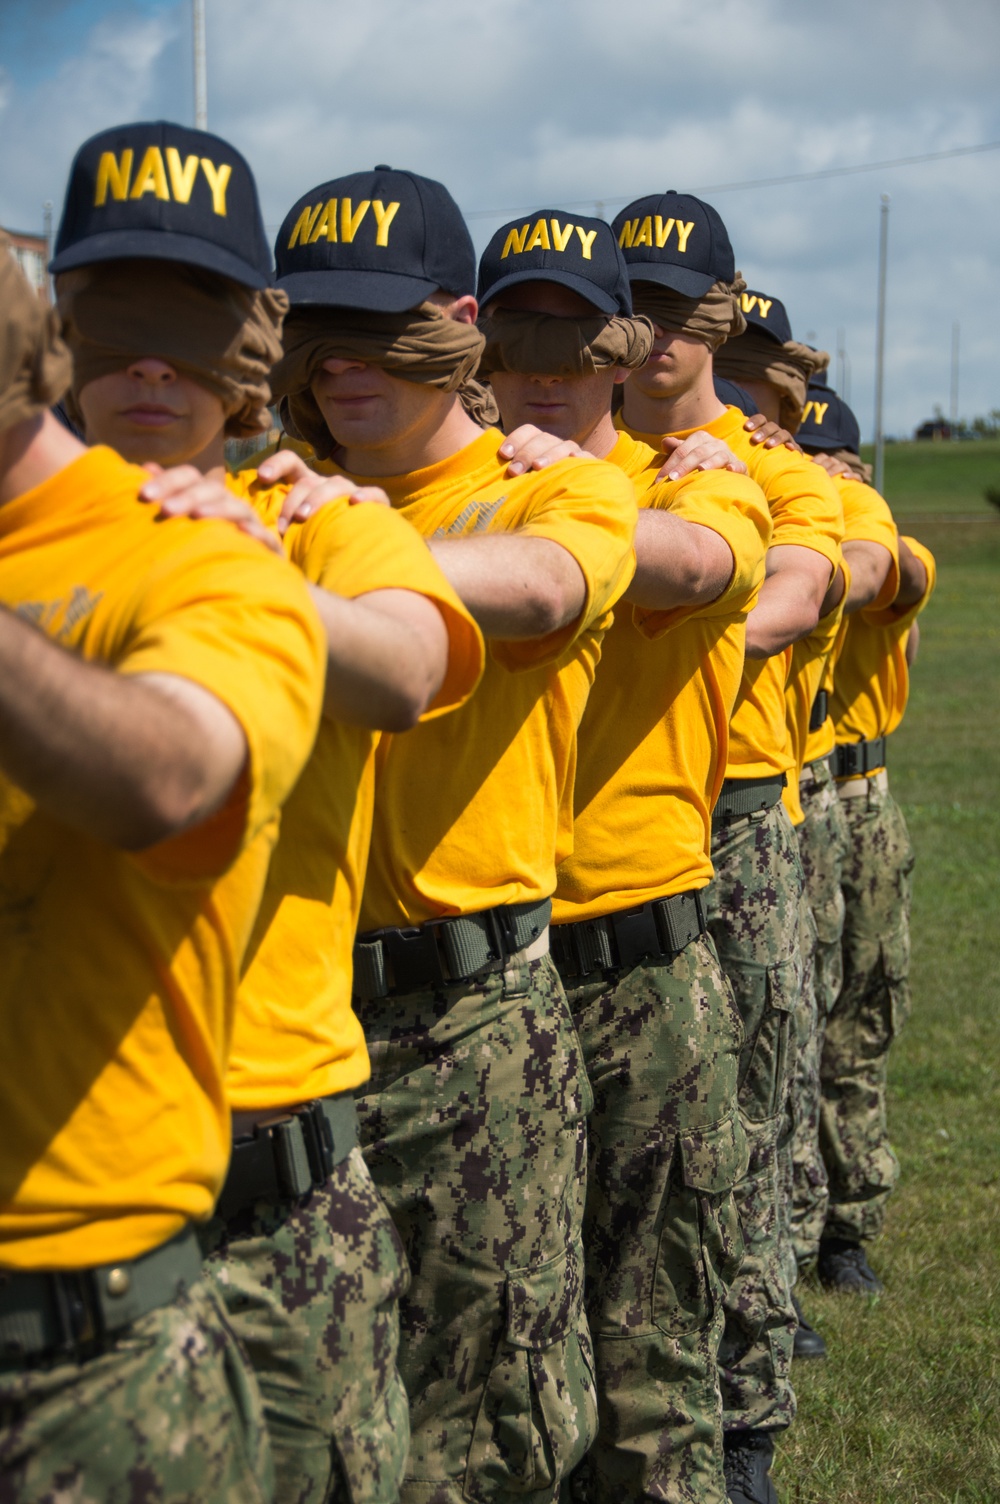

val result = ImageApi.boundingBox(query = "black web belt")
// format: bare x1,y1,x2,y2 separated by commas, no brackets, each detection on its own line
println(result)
832,736,888,779
550,890,706,979
712,772,787,828
353,899,551,1001
809,688,829,733
0,1225,202,1369
216,1094,358,1222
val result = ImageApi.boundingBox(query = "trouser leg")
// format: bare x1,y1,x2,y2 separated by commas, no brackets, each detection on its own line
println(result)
201,1147,410,1504
355,952,596,1504
706,802,803,1436
821,779,914,1243
0,1277,271,1503
788,766,850,1269
559,933,745,1504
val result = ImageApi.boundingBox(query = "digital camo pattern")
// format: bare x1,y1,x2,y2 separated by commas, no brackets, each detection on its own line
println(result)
820,778,914,1243
558,935,746,1504
786,764,851,1269
355,951,596,1504
200,1147,409,1504
0,1277,270,1504
706,803,804,1435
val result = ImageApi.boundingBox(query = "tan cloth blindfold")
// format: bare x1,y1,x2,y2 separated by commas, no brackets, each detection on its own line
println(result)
478,308,654,377
56,261,288,438
0,232,72,436
271,302,489,459
629,276,747,354
714,327,830,433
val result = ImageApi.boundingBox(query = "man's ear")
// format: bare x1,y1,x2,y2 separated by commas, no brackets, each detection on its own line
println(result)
613,368,631,386
447,294,479,326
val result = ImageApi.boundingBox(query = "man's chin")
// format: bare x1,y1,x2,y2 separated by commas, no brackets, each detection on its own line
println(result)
110,428,197,468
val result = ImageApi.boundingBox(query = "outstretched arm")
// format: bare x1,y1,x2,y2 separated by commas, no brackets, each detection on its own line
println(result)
428,534,586,639
626,511,734,610
744,544,833,659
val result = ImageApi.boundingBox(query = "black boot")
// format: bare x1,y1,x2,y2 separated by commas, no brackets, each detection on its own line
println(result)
817,1236,885,1294
792,1292,827,1359
723,1429,779,1504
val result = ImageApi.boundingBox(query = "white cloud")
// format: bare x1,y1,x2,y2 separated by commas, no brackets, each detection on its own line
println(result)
2,0,998,438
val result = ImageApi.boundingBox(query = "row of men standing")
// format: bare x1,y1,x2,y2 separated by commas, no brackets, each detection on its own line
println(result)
0,118,934,1504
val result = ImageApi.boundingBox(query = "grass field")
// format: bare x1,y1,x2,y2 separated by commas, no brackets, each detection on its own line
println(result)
772,441,1000,1503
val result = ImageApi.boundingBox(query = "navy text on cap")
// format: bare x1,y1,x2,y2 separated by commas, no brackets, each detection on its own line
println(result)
738,289,793,345
612,191,735,298
798,380,861,455
275,168,475,312
477,211,632,317
51,120,271,288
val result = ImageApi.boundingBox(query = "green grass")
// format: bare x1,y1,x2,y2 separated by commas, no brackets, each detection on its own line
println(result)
859,438,1000,518
771,471,1000,1501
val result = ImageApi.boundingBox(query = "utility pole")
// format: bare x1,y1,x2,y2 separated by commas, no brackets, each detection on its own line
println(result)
42,200,53,301
595,200,605,221
873,193,890,497
949,320,960,436
192,0,208,130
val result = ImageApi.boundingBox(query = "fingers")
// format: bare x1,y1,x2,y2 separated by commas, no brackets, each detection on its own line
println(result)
743,414,766,434
277,475,387,532
138,465,205,504
655,432,748,480
498,425,585,476
255,449,313,485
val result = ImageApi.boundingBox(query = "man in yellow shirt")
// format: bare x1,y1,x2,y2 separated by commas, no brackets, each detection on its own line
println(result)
613,192,842,1504
0,239,326,1499
263,168,637,1504
780,387,899,1316
51,122,486,1504
474,211,772,1504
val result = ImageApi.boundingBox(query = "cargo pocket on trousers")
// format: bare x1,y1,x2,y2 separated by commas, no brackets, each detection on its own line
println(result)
652,1111,748,1336
881,935,911,1039
739,961,797,1123
465,1238,596,1502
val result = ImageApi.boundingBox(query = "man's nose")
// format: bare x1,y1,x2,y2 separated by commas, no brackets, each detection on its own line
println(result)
320,356,369,376
125,357,177,385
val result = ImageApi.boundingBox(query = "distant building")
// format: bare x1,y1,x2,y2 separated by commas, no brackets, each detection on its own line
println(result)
914,417,952,441
4,228,50,303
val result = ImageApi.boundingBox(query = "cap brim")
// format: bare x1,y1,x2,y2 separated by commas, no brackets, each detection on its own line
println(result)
277,268,440,312
478,267,619,316
49,230,267,289
626,263,717,299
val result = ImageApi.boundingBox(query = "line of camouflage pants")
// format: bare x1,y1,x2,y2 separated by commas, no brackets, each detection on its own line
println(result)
200,1145,410,1504
820,773,915,1243
555,931,747,1504
705,800,804,1436
0,1275,271,1504
354,948,597,1504
785,759,851,1269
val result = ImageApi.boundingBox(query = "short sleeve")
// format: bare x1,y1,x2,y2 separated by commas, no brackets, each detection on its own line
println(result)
862,535,936,629
750,447,844,573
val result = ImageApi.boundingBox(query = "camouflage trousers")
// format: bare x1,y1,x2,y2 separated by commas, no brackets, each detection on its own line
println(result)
0,1275,271,1503
200,1146,409,1504
706,801,803,1435
556,932,747,1504
820,775,914,1243
784,762,851,1270
355,950,597,1504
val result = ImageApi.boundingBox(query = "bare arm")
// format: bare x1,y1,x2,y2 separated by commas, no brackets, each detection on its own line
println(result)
744,544,834,659
428,533,586,639
905,620,920,666
842,540,894,613
308,585,449,730
0,609,246,849
626,510,734,610
894,537,929,610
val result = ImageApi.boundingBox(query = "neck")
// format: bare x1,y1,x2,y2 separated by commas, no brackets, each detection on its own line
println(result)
621,360,726,437
338,395,485,478
579,409,620,460
0,412,88,507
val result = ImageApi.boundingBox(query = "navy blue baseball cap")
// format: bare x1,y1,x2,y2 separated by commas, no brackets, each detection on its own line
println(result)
738,289,793,345
714,375,758,418
611,191,735,298
275,167,475,311
798,379,861,454
51,121,271,288
477,211,632,316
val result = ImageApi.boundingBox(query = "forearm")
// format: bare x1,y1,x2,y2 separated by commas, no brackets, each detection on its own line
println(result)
0,610,243,848
894,540,929,610
745,574,823,658
905,620,920,665
308,585,448,731
842,541,893,613
429,534,586,639
625,510,734,610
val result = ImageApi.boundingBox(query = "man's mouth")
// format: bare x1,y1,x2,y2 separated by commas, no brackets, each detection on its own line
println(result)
120,404,182,427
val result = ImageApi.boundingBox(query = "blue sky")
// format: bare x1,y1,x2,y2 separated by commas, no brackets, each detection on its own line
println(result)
2,0,998,441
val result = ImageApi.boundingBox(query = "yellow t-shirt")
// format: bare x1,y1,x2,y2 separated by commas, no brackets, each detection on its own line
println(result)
781,565,850,825
349,427,637,929
0,446,326,1269
554,432,771,920
795,473,901,785
618,406,843,778
831,535,936,759
222,473,484,1108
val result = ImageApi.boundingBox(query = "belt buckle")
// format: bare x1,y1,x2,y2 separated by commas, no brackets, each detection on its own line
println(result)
297,1100,334,1185
52,1270,102,1356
